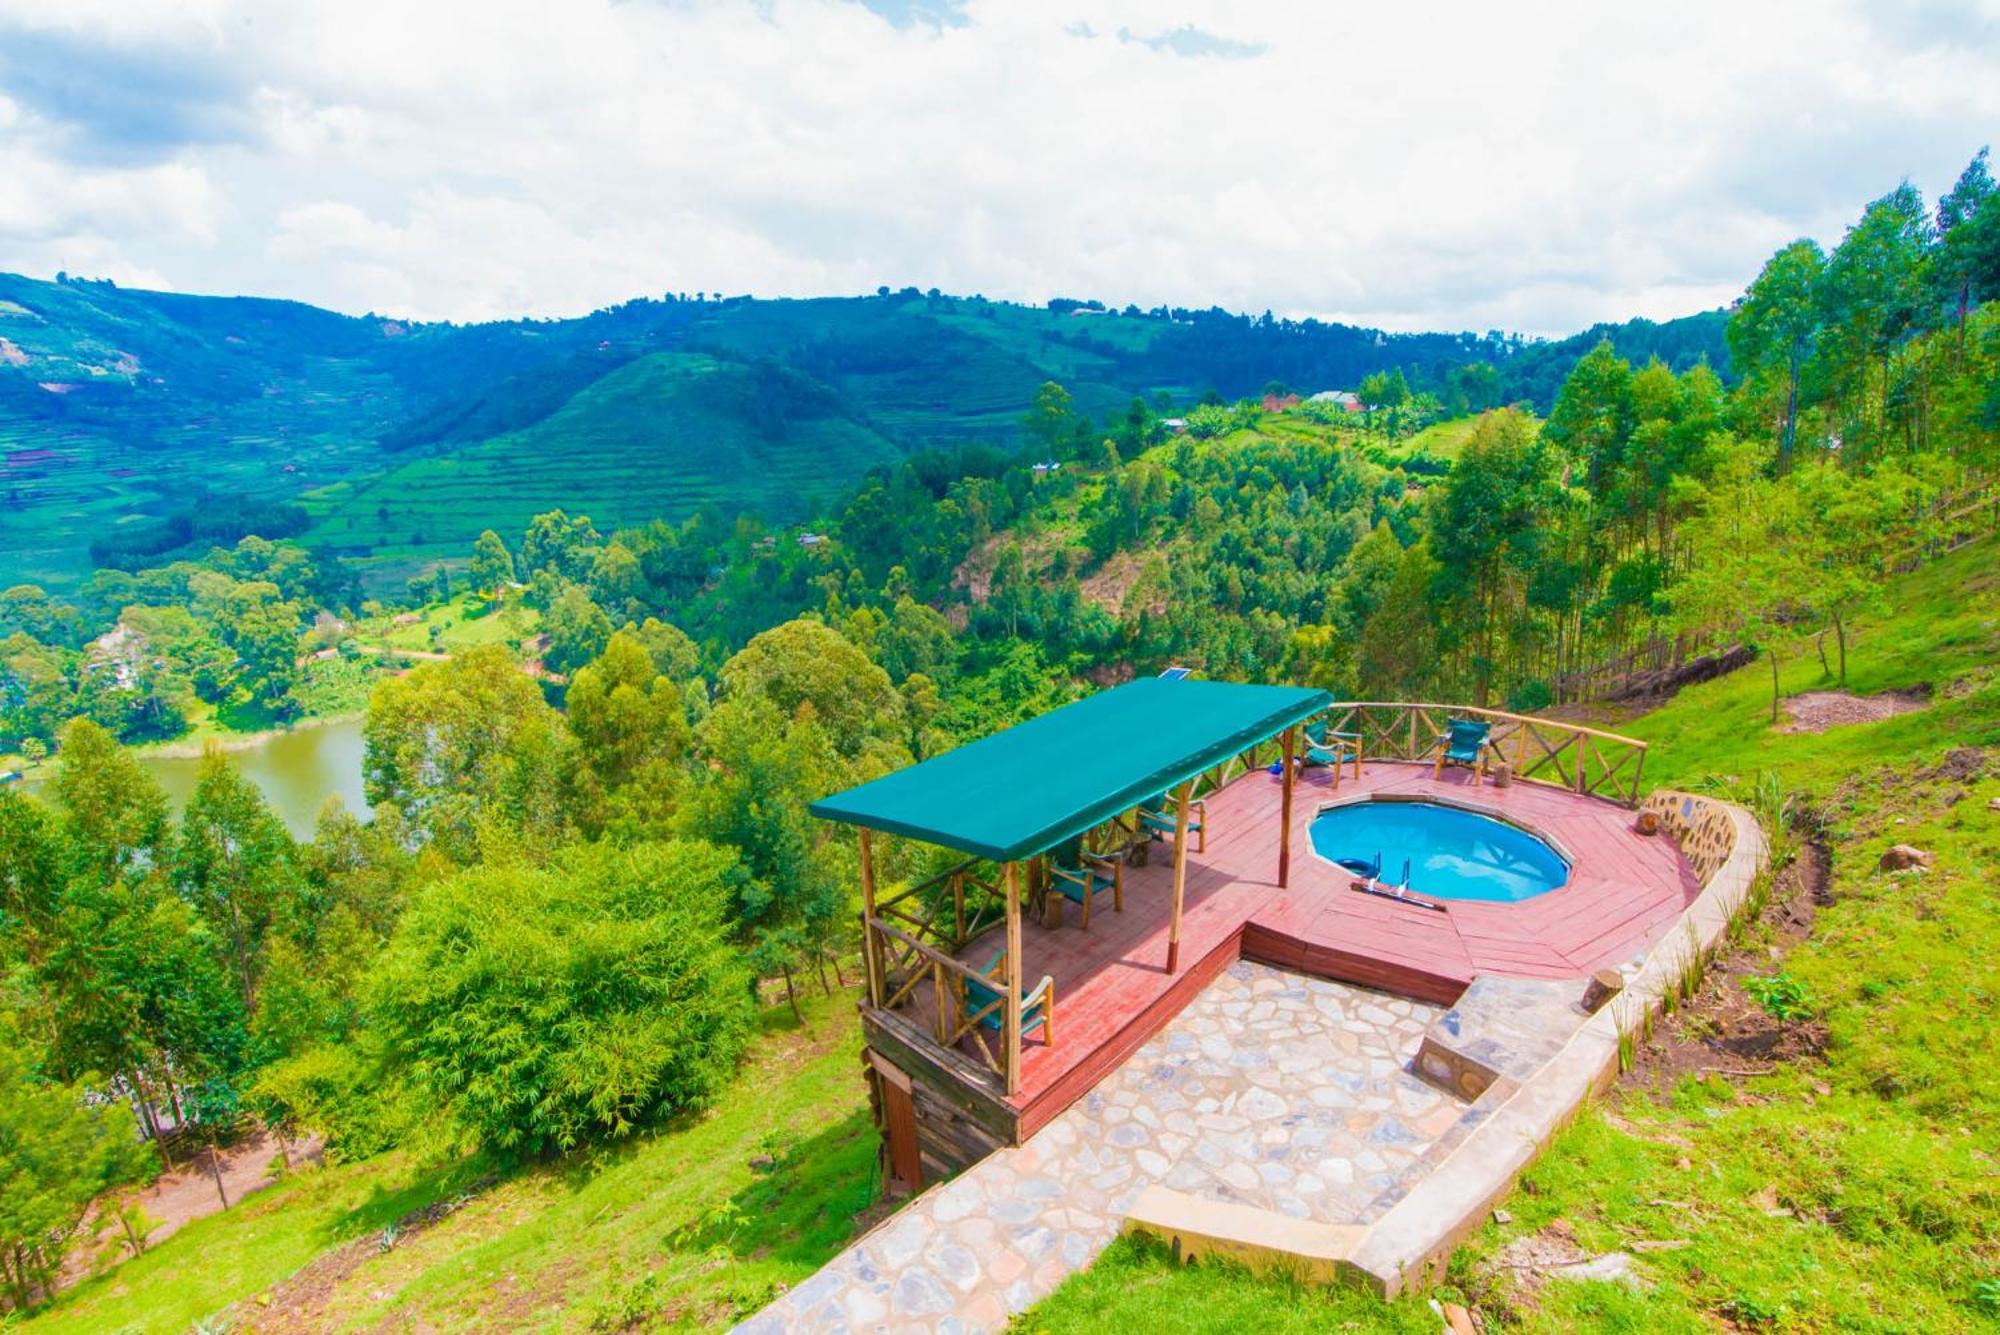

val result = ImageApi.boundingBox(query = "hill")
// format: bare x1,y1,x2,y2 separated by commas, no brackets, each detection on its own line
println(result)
0,272,1728,590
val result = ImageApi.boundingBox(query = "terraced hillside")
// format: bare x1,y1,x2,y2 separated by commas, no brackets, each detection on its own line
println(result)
0,272,1728,590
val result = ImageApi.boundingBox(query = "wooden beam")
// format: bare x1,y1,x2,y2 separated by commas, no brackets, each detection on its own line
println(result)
1004,861,1022,1097
859,828,883,1008
1278,725,1296,888
1168,781,1190,974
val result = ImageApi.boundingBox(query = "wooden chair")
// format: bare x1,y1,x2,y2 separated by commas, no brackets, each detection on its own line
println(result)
1049,835,1123,928
1137,791,1206,852
1303,719,1362,783
1432,717,1493,784
963,952,1055,1045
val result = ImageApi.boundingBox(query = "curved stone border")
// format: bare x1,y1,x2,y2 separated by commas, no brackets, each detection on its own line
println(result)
1130,790,1767,1297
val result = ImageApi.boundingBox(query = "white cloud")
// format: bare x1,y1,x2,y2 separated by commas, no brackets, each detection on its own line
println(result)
0,0,1995,332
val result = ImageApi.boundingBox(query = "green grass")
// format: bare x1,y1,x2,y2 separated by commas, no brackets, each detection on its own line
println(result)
301,352,906,580
24,985,877,1334
1015,1236,1443,1334
1025,535,2000,1332
355,593,539,655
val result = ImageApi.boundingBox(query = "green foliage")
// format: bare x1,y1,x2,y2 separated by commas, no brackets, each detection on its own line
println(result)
362,644,570,859
368,839,754,1155
1741,971,1815,1021
0,1037,151,1312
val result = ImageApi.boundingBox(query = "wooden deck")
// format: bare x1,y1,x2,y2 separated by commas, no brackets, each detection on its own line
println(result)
896,760,1700,1141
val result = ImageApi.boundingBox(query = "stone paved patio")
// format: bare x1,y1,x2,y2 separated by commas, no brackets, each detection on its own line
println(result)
737,963,1457,1334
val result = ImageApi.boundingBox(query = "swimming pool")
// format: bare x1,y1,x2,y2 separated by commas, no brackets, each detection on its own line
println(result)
1308,800,1571,904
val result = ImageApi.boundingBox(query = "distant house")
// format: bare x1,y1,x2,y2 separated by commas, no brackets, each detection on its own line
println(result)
798,531,829,549
1162,418,1188,433
1309,390,1363,413
1031,460,1062,478
1260,393,1301,413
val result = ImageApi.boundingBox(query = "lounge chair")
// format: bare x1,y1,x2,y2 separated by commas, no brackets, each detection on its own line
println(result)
1302,719,1362,783
963,951,1055,1044
1137,791,1206,852
1433,717,1492,784
1049,835,1123,928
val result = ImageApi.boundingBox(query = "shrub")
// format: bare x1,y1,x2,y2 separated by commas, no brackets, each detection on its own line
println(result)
368,839,753,1155
1743,971,1816,1021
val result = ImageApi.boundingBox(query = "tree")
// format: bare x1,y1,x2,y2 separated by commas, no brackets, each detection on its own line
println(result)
541,583,614,677
363,645,569,860
49,719,170,883
566,632,691,835
469,530,516,595
368,840,753,1155
520,509,602,583
1728,240,1825,469
677,696,845,1016
173,748,304,1009
0,1036,150,1311
718,618,901,761
1022,380,1074,460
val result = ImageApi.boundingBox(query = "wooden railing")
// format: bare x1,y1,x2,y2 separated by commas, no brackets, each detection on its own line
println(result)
1320,702,1650,807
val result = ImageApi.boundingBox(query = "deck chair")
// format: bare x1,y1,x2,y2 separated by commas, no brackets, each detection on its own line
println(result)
1302,718,1362,783
1137,791,1206,852
1433,717,1492,784
963,951,1055,1044
1049,835,1123,929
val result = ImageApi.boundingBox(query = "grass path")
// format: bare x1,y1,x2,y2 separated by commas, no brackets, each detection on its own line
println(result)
24,987,877,1334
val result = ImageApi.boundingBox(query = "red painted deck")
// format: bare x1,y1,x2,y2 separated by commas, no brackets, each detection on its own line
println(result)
908,761,1700,1138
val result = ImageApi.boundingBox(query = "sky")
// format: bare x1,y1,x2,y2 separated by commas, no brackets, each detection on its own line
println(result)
0,0,1995,336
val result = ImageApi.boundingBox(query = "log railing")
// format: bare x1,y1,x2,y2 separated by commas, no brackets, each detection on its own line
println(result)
1319,702,1649,807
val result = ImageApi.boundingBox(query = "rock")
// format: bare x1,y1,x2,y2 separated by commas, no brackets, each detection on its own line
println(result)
1491,1207,1513,1225
1988,796,2000,813
1580,969,1624,1013
1441,1300,1479,1334
1878,844,1933,871
748,1153,776,1172
1548,1251,1648,1290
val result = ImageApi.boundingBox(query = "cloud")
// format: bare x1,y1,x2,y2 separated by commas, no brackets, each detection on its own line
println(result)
1114,24,1264,60
0,0,1994,334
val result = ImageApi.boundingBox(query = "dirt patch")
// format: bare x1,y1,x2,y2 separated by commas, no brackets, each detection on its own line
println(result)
64,1129,323,1291
1777,687,1930,734
1078,549,1147,617
1620,840,1831,1095
235,1175,497,1334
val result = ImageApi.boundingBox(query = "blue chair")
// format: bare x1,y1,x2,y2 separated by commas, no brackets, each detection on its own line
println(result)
963,951,1055,1043
1433,717,1493,784
1049,835,1123,929
1137,791,1206,852
1302,719,1362,783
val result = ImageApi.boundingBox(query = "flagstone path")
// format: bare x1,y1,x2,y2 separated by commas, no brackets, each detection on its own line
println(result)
737,962,1461,1334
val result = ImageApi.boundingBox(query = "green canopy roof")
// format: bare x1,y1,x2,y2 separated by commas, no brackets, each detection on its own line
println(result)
811,678,1333,862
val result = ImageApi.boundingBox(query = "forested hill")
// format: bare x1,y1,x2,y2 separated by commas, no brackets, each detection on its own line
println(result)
0,271,1725,589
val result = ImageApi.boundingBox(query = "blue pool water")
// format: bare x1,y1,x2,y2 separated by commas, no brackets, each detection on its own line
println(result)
1308,801,1570,903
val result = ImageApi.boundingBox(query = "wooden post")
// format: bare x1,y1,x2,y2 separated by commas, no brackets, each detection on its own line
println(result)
1278,726,1296,889
858,829,883,1008
1004,861,1023,1096
1168,782,1190,974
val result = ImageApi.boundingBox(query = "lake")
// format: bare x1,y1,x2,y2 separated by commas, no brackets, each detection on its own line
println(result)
24,715,371,840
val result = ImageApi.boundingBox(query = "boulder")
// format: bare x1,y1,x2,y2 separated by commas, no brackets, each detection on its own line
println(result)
1878,844,1934,871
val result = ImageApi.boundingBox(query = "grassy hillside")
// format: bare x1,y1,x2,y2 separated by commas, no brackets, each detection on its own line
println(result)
23,986,877,1335
1026,534,2000,1332
301,352,904,584
0,273,1728,591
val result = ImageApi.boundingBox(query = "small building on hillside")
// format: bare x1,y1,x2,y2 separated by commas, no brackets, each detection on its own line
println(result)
1309,390,1363,413
1031,460,1062,479
1261,392,1302,413
798,531,829,549
1161,418,1187,433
